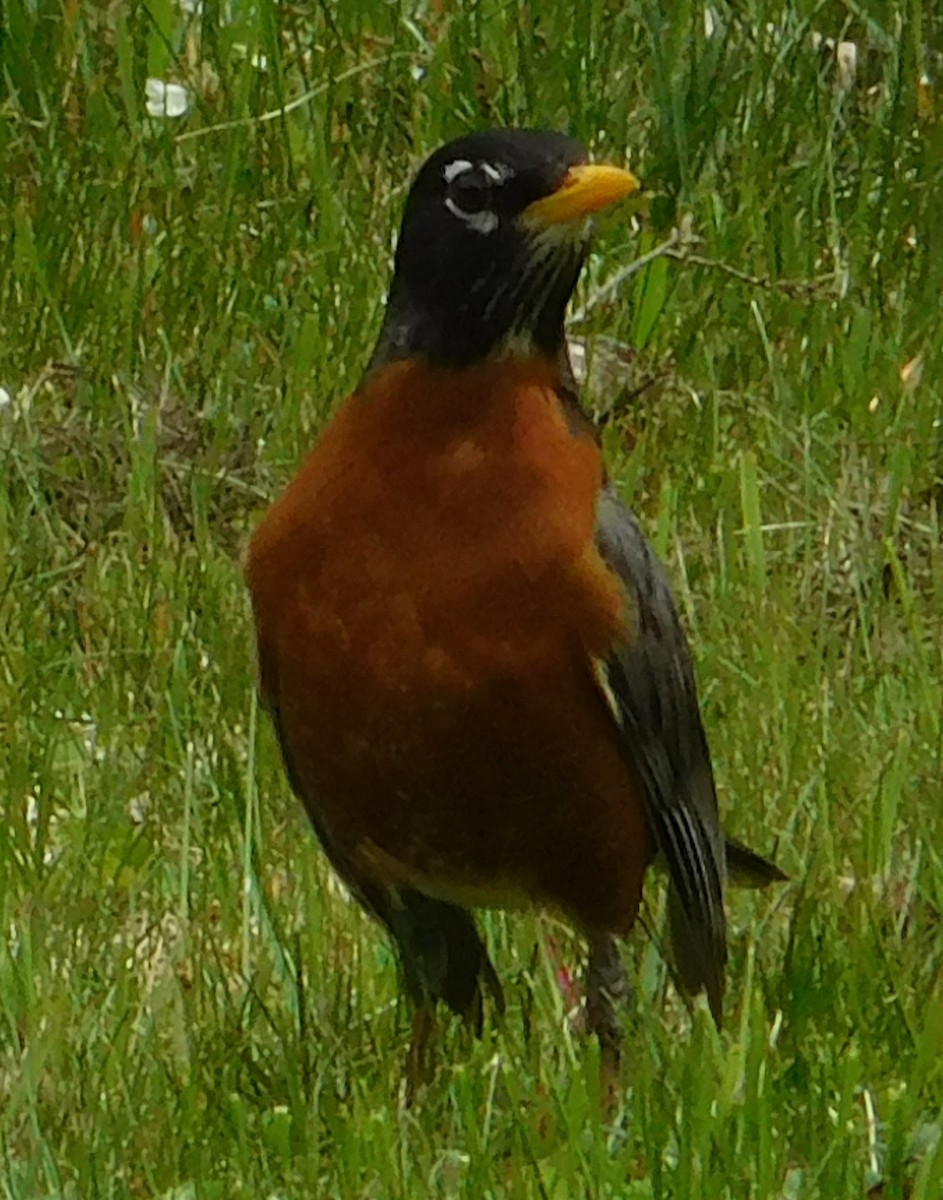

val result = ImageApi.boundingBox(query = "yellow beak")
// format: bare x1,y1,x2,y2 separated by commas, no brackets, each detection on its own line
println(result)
521,163,640,229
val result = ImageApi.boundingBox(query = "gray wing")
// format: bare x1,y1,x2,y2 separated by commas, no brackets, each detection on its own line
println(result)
595,484,728,1023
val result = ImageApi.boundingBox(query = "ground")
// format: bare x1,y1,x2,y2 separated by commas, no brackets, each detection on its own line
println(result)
1,2,942,1197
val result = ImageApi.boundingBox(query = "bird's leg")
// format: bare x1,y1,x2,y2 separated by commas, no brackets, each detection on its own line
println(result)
586,932,628,1111
403,1002,435,1105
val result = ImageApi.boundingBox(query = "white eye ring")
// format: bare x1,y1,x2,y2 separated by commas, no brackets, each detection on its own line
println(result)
480,161,509,183
444,197,499,234
443,158,474,183
441,158,514,235
441,158,514,186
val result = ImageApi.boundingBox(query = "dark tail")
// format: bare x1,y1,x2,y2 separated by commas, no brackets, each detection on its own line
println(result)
725,836,788,888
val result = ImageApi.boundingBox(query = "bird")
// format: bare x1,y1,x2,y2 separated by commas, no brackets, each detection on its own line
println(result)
246,128,785,1096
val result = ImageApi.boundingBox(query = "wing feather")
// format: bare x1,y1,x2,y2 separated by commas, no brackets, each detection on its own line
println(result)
594,485,727,1022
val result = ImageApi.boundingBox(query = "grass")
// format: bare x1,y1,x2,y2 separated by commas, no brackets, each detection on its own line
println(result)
1,0,942,1196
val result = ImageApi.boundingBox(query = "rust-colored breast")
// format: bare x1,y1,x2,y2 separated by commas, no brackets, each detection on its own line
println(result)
246,356,650,933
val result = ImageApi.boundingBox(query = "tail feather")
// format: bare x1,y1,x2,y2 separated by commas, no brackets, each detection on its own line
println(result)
668,837,786,1026
724,836,788,889
666,881,726,1025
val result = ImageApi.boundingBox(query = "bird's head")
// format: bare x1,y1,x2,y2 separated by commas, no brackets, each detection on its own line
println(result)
371,129,639,370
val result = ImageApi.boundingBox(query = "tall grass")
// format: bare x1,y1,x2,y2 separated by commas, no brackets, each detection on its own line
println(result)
1,1,941,1196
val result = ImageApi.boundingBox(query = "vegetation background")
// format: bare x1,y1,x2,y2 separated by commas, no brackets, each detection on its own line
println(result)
1,0,942,1196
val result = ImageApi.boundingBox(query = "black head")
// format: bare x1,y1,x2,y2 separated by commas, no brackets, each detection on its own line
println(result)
370,129,638,370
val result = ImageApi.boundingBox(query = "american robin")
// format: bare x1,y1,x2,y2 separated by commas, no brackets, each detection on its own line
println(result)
246,128,784,1091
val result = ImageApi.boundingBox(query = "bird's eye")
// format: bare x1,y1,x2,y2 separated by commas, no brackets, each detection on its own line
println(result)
441,161,508,234
447,169,491,215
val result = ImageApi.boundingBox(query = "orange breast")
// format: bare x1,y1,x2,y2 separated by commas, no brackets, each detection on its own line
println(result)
247,356,650,933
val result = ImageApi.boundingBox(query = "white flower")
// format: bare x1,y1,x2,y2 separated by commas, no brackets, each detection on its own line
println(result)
836,41,857,92
0,386,12,410
231,44,269,71
145,78,190,119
